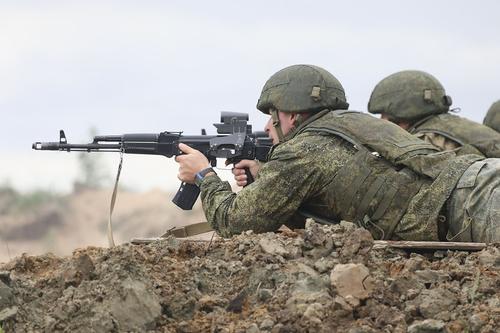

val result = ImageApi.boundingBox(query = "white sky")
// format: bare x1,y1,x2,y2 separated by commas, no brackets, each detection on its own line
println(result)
1,0,499,192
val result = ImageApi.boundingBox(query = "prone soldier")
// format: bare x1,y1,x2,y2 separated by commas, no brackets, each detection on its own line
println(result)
175,65,500,243
367,70,500,157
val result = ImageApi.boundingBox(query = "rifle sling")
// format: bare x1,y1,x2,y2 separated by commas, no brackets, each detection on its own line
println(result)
163,222,214,238
108,150,124,247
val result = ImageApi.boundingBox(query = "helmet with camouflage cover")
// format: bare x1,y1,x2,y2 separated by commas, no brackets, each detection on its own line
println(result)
483,100,500,132
256,64,349,114
368,70,453,122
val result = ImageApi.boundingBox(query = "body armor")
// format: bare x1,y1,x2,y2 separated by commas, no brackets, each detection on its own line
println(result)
294,110,482,240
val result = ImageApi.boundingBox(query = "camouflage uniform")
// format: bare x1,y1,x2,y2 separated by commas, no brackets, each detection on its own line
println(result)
446,158,500,242
484,100,500,133
200,110,493,242
368,70,500,158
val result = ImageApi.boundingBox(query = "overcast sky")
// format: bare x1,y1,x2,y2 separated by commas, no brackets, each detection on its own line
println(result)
1,0,499,192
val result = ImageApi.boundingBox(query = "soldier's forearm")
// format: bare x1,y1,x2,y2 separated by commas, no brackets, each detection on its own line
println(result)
200,175,283,237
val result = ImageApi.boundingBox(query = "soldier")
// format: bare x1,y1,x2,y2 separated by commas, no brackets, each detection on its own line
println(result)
367,70,500,157
484,100,500,132
175,65,500,243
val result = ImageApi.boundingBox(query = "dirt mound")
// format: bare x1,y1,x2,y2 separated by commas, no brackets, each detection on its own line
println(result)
1,221,499,332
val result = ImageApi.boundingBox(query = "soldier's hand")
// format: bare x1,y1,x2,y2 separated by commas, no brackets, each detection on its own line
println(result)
175,143,211,184
231,159,261,187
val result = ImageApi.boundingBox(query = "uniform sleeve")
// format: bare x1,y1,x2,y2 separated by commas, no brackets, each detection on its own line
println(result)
199,135,325,238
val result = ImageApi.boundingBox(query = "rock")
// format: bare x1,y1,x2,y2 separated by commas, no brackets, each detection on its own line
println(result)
63,253,95,287
246,323,260,333
0,280,14,310
408,319,446,333
414,270,447,284
340,228,374,259
348,325,378,333
107,278,161,331
403,253,426,272
333,296,351,310
433,251,446,259
286,276,332,314
260,318,274,330
0,271,11,285
389,276,424,295
415,289,458,318
259,237,288,257
340,221,357,230
314,257,335,273
271,324,285,333
257,289,273,302
304,220,328,248
0,306,17,321
198,295,225,312
344,295,360,308
302,303,324,324
330,263,374,300
477,248,500,267
446,320,466,333
468,312,488,333
226,289,247,313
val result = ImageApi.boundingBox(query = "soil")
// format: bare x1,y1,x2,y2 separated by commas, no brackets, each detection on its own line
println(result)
0,220,498,333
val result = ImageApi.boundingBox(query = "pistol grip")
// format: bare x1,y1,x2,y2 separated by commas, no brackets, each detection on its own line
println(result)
244,167,254,187
172,182,200,210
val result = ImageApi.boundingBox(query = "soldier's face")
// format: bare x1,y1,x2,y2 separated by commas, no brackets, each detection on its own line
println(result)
264,112,296,144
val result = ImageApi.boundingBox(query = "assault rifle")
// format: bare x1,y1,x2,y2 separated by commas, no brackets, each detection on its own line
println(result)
32,112,272,210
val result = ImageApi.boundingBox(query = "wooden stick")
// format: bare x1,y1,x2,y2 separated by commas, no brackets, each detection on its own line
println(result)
373,240,487,251
131,237,487,251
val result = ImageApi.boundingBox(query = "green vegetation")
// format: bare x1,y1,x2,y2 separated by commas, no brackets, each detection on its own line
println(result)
0,185,62,215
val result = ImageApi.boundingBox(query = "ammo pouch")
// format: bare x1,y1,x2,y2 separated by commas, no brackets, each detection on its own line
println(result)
330,150,422,239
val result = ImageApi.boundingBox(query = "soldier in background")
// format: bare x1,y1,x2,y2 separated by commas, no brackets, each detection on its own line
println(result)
484,100,500,132
368,70,500,158
175,65,500,243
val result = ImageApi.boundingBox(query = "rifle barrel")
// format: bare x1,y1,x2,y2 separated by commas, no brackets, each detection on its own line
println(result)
32,142,122,151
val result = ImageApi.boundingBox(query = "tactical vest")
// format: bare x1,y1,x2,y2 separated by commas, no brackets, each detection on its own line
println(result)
409,113,500,157
294,110,482,240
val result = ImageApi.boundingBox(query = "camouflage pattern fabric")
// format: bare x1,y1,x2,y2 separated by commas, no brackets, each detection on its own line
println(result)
408,113,500,157
200,111,482,241
200,133,356,238
415,132,461,152
446,158,500,243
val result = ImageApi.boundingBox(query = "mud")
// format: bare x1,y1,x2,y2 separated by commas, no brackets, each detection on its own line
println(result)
0,220,499,332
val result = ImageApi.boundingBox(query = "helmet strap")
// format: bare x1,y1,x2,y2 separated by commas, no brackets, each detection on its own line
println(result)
270,109,285,143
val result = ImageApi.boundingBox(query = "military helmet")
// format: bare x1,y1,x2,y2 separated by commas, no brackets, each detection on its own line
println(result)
368,70,453,121
483,100,500,132
257,64,349,114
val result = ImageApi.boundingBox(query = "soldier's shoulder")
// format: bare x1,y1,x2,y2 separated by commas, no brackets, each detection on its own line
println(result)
271,131,351,161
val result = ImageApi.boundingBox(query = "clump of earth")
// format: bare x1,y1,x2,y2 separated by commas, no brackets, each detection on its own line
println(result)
0,220,499,332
